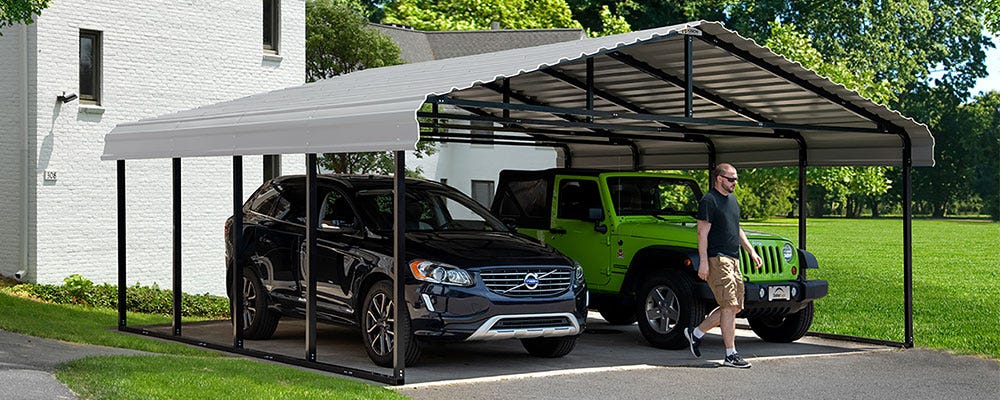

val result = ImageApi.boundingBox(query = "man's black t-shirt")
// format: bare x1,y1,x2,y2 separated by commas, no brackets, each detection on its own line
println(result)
696,188,741,258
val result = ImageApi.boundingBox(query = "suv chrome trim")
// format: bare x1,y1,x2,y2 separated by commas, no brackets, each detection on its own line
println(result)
465,312,580,341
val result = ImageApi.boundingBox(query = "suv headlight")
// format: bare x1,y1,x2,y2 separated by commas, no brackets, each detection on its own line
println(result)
782,243,795,262
409,260,474,287
574,262,586,287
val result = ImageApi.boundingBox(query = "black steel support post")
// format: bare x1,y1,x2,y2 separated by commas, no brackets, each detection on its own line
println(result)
903,139,914,347
232,156,244,349
305,154,319,362
117,160,126,330
502,78,511,121
586,58,594,123
684,35,694,120
392,151,406,384
172,158,182,336
798,145,807,251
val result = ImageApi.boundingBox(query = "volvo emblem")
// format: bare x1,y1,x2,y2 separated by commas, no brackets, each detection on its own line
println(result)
523,273,540,289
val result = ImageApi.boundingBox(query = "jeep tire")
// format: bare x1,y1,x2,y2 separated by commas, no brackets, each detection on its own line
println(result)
521,336,577,358
361,280,422,367
635,269,706,349
749,302,814,343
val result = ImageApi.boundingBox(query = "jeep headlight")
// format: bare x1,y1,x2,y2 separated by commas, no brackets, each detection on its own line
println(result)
574,262,586,287
409,260,473,287
782,243,795,262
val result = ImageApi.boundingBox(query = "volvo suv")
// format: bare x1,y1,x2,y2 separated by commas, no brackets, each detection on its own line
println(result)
225,175,587,367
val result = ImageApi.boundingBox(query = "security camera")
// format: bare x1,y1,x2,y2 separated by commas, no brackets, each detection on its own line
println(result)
57,92,78,103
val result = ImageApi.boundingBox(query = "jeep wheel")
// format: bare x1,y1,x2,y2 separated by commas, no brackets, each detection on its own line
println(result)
598,302,637,325
521,336,577,358
239,268,280,340
361,280,422,367
635,269,706,349
749,302,814,343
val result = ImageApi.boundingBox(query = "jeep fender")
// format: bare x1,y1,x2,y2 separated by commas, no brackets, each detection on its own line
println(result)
621,246,700,297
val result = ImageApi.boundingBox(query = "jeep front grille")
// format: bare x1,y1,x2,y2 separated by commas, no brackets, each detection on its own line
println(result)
480,266,572,297
740,244,784,275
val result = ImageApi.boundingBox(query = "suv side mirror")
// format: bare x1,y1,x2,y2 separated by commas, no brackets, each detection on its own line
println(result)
501,217,518,231
588,208,608,234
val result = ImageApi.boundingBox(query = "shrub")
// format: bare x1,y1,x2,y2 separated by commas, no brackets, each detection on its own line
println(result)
0,275,229,319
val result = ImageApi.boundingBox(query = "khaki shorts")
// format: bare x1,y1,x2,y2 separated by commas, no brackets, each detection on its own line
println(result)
708,256,744,309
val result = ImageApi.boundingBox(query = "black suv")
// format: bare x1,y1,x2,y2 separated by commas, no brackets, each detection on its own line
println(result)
225,175,587,367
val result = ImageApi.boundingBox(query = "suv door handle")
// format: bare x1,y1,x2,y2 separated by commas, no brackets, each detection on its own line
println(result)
549,227,567,234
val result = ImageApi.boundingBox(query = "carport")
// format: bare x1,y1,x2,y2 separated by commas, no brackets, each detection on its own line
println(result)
102,21,932,385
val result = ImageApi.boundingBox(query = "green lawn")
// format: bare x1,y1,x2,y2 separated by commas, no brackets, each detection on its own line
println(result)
745,218,999,358
57,356,407,400
0,293,407,399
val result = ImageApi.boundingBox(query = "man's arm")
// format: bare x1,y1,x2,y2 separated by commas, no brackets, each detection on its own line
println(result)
739,228,763,269
697,220,711,280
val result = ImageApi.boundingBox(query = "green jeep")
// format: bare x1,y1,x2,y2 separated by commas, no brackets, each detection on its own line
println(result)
491,169,828,349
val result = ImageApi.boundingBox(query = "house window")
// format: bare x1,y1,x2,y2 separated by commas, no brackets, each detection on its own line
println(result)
79,30,101,104
471,180,495,207
263,0,280,53
263,155,281,181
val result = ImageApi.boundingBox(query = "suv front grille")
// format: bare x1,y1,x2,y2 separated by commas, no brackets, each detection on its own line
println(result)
480,266,572,297
740,244,785,275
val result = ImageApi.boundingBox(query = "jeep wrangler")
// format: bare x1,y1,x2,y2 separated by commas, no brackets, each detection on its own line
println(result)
491,169,828,349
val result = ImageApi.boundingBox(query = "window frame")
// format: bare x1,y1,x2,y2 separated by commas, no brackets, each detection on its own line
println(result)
471,180,495,208
79,29,102,104
263,0,280,54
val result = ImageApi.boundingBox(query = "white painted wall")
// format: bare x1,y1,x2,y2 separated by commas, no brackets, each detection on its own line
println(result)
409,141,557,205
6,0,306,295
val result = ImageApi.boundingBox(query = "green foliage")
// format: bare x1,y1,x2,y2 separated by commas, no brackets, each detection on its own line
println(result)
0,0,50,34
586,4,632,37
306,0,403,82
58,356,408,400
383,0,582,30
1,275,230,319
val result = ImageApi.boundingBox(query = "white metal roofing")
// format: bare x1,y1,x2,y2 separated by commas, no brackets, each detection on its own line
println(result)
102,21,933,167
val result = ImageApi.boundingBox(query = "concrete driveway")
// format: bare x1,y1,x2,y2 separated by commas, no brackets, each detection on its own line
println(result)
135,312,999,400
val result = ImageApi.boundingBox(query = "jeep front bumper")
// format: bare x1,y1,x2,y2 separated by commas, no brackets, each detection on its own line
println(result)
695,279,828,316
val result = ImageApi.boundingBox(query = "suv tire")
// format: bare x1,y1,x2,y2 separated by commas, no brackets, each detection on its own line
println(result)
749,302,814,343
240,268,280,340
521,336,577,358
635,269,706,349
598,302,637,325
361,280,422,367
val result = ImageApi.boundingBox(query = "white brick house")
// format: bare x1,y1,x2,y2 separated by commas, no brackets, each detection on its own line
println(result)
0,0,306,295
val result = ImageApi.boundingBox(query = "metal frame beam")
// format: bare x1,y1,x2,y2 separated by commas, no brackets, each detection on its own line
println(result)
172,158,182,336
231,156,244,349
117,160,126,330
392,151,407,382
305,154,318,362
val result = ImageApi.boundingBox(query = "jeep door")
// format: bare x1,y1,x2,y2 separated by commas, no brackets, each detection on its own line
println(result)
544,177,611,286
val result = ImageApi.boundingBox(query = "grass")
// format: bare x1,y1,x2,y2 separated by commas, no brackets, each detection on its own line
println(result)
57,356,407,400
0,292,408,399
745,218,999,358
0,291,217,356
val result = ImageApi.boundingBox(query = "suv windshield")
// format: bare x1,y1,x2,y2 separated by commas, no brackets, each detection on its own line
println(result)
355,187,509,233
606,176,702,217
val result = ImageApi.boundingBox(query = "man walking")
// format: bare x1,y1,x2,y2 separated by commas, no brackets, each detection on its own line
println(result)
685,163,762,368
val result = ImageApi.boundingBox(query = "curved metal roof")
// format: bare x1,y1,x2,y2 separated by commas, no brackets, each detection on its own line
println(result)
102,21,933,167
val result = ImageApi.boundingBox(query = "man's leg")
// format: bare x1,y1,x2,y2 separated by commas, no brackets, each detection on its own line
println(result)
720,305,737,350
697,306,721,333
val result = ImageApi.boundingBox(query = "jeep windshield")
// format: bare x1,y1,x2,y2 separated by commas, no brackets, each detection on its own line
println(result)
606,176,703,218
355,187,509,233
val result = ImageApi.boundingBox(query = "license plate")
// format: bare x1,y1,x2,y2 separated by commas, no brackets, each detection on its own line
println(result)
768,285,791,301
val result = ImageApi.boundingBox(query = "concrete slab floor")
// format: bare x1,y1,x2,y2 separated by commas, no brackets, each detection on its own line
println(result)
134,312,886,385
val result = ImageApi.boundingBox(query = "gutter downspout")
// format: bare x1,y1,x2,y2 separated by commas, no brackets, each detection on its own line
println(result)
20,23,31,281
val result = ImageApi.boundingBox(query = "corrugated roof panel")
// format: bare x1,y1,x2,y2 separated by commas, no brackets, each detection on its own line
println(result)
103,21,932,168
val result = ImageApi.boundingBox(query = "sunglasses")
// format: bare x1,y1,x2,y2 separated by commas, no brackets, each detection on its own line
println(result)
719,175,738,183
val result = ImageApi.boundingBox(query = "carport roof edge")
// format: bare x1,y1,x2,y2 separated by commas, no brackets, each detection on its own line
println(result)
100,20,933,167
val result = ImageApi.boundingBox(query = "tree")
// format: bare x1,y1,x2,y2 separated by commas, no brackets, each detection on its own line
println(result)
306,0,403,82
307,0,435,175
0,0,50,35
382,0,582,31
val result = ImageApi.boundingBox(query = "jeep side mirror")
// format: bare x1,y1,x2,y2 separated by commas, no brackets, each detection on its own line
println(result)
588,208,608,234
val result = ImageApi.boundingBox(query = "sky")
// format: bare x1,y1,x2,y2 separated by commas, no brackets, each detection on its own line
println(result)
969,34,1000,96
